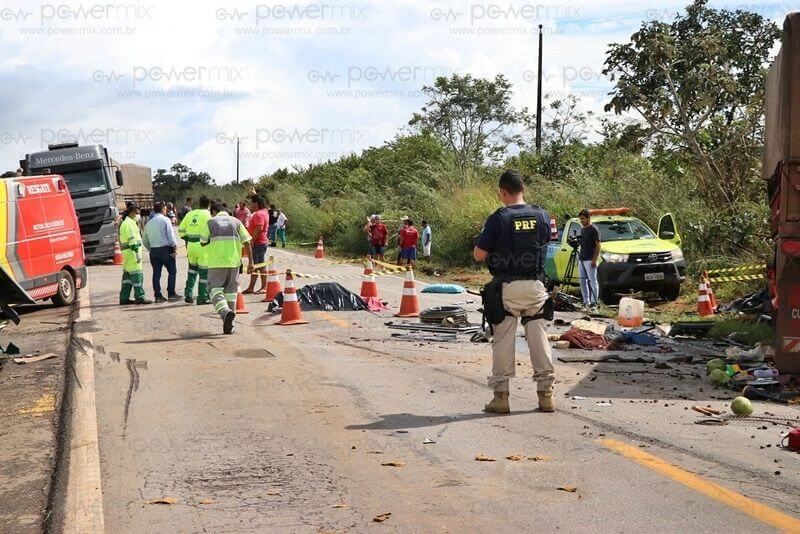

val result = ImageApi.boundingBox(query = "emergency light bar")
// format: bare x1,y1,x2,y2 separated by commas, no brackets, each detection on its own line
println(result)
587,208,631,216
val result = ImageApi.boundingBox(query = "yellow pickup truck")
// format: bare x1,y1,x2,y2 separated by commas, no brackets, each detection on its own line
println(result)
544,209,686,303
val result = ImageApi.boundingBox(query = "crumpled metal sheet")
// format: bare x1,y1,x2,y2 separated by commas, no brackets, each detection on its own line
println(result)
273,282,368,311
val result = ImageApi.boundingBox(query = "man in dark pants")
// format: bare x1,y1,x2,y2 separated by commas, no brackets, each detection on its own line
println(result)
143,201,180,302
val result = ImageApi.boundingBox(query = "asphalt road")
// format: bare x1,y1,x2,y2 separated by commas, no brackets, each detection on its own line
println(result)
66,248,800,533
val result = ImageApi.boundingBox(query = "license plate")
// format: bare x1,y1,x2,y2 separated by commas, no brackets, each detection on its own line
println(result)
645,272,666,281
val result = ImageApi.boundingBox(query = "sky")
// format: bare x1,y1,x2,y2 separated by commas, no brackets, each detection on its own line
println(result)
0,0,795,183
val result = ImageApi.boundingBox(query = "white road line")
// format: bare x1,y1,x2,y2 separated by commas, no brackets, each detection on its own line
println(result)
65,292,105,534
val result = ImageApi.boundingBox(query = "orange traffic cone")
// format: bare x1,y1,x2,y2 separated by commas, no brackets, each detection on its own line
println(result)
235,284,250,314
315,237,325,259
549,217,558,241
703,271,718,311
278,270,308,325
360,259,379,299
112,242,123,265
697,281,714,317
261,256,283,303
395,268,420,317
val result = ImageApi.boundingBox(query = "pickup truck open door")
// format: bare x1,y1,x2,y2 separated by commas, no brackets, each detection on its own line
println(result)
657,213,682,247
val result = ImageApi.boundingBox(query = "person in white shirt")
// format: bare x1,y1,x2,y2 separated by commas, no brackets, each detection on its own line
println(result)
275,209,288,247
421,220,432,261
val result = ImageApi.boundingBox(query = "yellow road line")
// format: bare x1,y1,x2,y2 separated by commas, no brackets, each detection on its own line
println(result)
600,438,800,533
316,311,350,328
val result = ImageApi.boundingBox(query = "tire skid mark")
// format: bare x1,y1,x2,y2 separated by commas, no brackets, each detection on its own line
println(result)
122,358,141,438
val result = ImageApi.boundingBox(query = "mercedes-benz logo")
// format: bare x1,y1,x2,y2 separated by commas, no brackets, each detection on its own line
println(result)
648,253,659,262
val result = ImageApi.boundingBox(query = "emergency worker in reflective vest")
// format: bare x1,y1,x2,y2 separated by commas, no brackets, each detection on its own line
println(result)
473,170,555,413
200,202,252,334
178,195,212,304
118,203,152,305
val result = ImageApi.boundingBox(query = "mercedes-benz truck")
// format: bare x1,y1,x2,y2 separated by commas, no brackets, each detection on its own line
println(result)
21,142,123,262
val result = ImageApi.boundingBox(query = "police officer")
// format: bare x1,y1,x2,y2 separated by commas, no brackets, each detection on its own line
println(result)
473,169,554,413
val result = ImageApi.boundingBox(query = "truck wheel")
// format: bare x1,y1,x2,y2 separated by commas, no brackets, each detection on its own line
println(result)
52,270,76,307
658,284,681,302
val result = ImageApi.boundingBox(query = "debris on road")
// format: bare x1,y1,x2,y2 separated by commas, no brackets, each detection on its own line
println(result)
423,438,436,444
386,321,479,334
474,454,496,462
147,497,179,505
528,455,552,462
373,512,392,523
420,283,465,294
12,352,57,364
505,454,525,461
557,485,578,493
381,461,405,467
273,282,368,311
265,490,282,496
731,396,754,416
559,327,617,350
1,342,20,355
198,499,214,505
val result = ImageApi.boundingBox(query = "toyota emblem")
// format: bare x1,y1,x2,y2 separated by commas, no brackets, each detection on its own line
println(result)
648,253,658,262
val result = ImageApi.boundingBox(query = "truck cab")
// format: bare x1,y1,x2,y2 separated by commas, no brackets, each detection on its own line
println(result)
544,209,686,302
21,143,123,262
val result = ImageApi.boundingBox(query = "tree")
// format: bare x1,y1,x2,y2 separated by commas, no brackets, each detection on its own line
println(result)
152,163,214,202
409,74,523,180
542,94,594,146
603,0,780,203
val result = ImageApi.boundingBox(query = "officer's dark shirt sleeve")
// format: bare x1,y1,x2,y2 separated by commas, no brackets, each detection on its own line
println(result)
475,212,501,252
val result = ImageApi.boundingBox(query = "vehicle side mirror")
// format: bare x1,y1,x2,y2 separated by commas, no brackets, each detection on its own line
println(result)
660,231,675,240
116,169,124,186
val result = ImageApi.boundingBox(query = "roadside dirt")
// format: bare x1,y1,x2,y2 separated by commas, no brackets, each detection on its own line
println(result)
0,302,74,534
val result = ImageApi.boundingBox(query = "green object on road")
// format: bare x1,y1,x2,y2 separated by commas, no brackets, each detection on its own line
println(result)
731,396,754,416
706,358,726,374
709,368,729,385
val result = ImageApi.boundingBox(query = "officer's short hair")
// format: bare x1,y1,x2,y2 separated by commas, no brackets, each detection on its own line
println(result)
199,196,210,209
252,196,266,209
578,209,591,219
498,169,525,194
210,202,223,214
153,201,165,213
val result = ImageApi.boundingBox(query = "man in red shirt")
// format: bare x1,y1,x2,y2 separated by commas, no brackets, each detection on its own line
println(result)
243,196,269,294
399,218,420,268
234,201,251,226
364,215,388,261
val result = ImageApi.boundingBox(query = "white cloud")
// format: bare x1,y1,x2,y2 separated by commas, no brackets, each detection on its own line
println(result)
0,0,789,182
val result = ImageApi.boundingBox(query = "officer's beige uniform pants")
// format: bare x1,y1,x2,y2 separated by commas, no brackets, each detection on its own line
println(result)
488,279,554,393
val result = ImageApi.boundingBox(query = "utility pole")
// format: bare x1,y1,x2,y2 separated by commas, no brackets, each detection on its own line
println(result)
535,24,543,154
235,136,240,184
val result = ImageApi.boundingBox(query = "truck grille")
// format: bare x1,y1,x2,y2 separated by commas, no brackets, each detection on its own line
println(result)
76,206,107,236
629,251,672,264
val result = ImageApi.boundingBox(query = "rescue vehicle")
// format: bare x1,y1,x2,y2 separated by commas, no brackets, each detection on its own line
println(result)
545,209,686,303
0,174,86,306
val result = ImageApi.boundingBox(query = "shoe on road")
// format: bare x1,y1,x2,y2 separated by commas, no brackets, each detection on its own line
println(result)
223,311,236,335
168,294,182,302
537,390,555,412
135,299,153,305
119,300,135,305
483,391,510,414
184,296,194,304
154,296,167,303
196,300,211,306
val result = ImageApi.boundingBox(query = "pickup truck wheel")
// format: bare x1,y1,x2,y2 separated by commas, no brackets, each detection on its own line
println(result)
599,284,619,305
658,284,681,302
51,270,76,307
